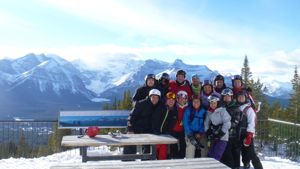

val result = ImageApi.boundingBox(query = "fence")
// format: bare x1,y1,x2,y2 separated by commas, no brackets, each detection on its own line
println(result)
0,118,300,161
255,118,300,161
0,120,77,159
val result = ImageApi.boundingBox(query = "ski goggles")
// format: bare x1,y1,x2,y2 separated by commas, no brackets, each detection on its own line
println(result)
166,92,176,99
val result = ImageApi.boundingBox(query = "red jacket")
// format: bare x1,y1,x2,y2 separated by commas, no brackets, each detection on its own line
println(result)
169,80,193,100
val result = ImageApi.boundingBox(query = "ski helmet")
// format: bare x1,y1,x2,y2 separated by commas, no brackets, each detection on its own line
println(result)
86,126,100,138
144,74,156,81
192,74,200,81
208,94,220,102
176,70,186,77
149,89,161,97
202,79,213,87
214,74,224,82
221,88,233,96
160,73,170,81
177,90,188,99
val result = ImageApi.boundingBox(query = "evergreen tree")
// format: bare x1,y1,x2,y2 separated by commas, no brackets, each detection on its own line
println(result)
288,66,300,122
16,131,29,157
241,55,252,87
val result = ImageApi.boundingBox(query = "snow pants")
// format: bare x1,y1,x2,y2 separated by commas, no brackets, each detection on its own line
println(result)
208,139,227,161
241,138,263,169
185,135,208,158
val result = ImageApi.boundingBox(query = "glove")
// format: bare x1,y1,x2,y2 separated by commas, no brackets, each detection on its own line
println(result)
206,129,213,140
187,135,204,149
243,132,253,147
214,130,225,139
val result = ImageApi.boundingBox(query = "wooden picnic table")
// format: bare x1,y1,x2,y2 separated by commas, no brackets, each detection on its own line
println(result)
61,133,178,162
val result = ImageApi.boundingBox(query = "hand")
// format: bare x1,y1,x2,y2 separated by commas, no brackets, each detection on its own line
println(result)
187,135,198,146
214,130,225,140
187,135,204,149
206,129,213,139
243,132,253,147
195,133,203,139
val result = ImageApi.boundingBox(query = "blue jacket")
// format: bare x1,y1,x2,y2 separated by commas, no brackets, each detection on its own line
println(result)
183,106,207,135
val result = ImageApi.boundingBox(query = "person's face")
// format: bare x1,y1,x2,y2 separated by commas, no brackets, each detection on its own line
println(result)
150,95,159,105
177,96,187,105
192,78,200,86
237,95,246,103
233,80,242,88
203,85,212,94
147,78,155,87
166,98,175,107
216,80,224,88
176,75,185,83
223,95,232,102
192,99,201,109
209,101,218,109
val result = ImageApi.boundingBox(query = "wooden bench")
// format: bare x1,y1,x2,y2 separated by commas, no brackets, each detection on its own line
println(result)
50,158,230,169
61,133,178,162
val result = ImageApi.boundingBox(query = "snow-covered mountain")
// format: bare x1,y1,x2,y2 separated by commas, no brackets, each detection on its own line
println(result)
0,53,292,119
262,80,292,99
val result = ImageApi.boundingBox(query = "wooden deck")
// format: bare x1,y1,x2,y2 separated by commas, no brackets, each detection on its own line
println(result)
51,158,230,169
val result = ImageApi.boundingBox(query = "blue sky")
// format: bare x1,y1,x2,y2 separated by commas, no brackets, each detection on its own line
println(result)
0,0,300,82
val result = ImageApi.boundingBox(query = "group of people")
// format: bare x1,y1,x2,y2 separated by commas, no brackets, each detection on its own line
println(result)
125,70,263,169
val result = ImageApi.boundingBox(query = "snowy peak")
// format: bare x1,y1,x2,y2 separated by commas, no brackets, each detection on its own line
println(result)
263,80,292,99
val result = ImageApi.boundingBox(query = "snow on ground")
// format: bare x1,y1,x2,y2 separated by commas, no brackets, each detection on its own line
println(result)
0,147,300,169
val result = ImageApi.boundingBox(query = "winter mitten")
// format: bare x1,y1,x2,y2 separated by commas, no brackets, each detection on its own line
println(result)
187,135,198,146
187,135,204,149
206,129,213,139
243,132,253,147
214,130,225,139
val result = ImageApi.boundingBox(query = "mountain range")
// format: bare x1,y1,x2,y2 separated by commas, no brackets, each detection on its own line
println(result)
0,53,291,120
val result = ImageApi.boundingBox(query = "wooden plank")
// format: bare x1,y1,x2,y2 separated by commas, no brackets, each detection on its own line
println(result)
62,134,177,147
50,158,230,169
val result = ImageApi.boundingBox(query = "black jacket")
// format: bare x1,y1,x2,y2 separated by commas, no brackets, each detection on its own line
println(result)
152,105,174,135
132,86,155,102
128,97,164,134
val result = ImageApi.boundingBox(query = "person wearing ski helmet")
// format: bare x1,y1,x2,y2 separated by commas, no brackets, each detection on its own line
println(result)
125,89,164,156
236,91,263,169
232,74,244,95
201,80,219,109
214,74,227,95
152,91,176,160
132,73,157,104
183,94,208,158
205,94,231,162
190,74,202,96
169,90,189,159
157,73,170,101
169,69,193,101
219,88,243,169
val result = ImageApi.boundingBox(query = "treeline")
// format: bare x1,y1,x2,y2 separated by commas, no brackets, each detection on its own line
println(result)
241,56,300,160
0,123,71,159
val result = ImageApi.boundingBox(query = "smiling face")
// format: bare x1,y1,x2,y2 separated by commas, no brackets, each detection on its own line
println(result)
150,95,159,105
176,74,185,83
192,98,201,109
146,78,155,87
209,101,218,109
